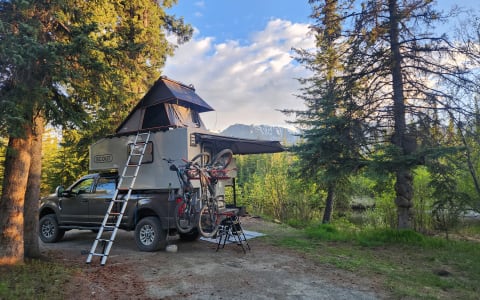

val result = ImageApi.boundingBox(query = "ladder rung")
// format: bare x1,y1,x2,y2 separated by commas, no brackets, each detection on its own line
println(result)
113,199,127,203
90,253,107,257
97,238,113,243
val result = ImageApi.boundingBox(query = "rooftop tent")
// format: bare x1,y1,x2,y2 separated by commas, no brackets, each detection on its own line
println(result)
116,76,214,134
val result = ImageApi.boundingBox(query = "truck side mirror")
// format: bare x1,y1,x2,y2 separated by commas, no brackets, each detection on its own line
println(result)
55,186,65,197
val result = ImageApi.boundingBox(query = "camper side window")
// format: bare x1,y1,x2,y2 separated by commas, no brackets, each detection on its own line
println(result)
128,142,153,164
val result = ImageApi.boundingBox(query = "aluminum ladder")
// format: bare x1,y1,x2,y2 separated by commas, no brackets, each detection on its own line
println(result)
86,131,151,265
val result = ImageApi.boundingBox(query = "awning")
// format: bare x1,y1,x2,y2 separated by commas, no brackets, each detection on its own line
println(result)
195,133,285,155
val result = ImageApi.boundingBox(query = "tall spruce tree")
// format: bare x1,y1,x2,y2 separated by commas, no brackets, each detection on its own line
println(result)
285,0,366,223
290,0,479,229
348,0,479,228
0,0,192,264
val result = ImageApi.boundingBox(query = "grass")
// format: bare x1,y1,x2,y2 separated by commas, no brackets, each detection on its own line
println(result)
265,222,480,299
0,259,75,300
2,219,479,299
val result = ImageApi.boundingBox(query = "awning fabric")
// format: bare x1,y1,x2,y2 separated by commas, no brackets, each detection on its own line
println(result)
195,133,285,155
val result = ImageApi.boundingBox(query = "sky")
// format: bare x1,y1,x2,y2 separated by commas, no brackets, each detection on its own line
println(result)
164,0,477,132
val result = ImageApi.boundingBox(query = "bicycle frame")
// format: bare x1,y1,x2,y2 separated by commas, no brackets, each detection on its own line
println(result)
165,159,201,233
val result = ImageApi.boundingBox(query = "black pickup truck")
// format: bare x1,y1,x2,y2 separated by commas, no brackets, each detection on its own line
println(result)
38,173,199,251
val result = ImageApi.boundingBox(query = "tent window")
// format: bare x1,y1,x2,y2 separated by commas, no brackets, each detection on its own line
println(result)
165,103,204,128
142,103,170,129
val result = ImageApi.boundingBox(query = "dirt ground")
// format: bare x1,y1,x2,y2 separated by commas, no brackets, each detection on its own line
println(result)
40,217,387,300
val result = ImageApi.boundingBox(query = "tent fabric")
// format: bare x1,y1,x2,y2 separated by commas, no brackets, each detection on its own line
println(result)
195,133,285,155
141,77,213,113
165,103,206,128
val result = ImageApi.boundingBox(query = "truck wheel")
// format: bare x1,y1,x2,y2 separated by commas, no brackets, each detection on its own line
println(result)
39,214,65,243
179,227,200,242
135,216,166,252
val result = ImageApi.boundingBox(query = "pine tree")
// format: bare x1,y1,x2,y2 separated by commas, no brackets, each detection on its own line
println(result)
348,0,479,228
285,0,366,223
290,0,480,229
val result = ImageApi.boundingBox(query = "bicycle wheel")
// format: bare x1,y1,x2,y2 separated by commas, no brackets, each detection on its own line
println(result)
190,152,210,167
175,199,197,233
211,149,233,170
198,202,220,238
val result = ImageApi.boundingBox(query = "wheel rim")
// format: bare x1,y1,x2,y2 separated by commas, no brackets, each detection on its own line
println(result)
199,205,219,238
41,220,55,239
139,224,155,245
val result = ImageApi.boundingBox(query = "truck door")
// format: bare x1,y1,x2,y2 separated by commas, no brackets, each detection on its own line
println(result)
89,177,116,224
59,178,94,224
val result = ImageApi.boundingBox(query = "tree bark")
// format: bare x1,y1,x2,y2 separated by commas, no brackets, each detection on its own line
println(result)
0,129,33,264
388,0,413,229
24,115,44,259
322,184,335,224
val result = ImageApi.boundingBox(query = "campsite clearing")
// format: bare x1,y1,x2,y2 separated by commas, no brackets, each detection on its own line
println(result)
39,216,385,299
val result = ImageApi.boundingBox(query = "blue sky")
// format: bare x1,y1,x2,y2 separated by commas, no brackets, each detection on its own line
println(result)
168,1,311,45
164,0,477,132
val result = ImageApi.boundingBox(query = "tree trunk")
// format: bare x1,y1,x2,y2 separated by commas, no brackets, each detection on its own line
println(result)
322,184,335,224
0,130,33,265
388,0,413,229
395,169,414,228
24,115,44,259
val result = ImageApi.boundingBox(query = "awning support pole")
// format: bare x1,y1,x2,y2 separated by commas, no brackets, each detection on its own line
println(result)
233,177,237,207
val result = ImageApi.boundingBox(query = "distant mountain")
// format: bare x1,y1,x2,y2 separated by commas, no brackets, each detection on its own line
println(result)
220,124,299,145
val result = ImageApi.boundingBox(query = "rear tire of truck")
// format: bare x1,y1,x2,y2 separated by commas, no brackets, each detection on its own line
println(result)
135,216,166,252
179,227,200,241
39,214,65,243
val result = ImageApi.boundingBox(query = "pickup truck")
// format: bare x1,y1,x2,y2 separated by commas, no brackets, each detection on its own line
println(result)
38,172,199,251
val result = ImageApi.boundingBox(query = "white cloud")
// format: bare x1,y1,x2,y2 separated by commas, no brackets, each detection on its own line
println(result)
164,19,314,131
194,1,205,8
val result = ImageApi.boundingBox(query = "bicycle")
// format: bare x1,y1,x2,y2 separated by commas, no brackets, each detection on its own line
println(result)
164,152,210,234
197,149,234,238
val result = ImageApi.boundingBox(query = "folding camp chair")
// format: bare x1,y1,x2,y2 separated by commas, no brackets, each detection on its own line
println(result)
216,213,250,253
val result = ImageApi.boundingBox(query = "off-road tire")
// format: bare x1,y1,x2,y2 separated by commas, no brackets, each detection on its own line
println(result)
39,214,65,243
135,216,166,252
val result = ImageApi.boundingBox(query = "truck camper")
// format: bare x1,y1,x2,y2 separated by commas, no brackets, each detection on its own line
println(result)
39,76,284,257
